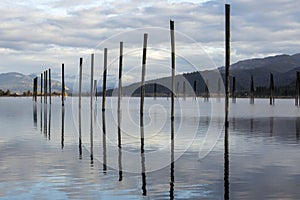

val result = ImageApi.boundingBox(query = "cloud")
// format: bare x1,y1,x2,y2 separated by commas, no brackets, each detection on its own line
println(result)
0,0,299,85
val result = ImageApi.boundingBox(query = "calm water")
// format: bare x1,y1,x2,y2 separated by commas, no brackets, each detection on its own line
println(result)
0,97,300,199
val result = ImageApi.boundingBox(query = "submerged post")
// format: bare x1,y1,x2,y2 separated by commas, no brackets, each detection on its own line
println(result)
232,76,236,103
170,20,175,121
250,75,254,104
140,33,148,116
102,49,107,111
49,68,51,104
225,4,230,127
62,63,65,106
79,58,83,108
269,73,274,105
118,42,123,112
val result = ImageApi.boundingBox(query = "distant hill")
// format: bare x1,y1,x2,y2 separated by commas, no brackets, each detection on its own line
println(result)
0,72,64,94
106,53,300,97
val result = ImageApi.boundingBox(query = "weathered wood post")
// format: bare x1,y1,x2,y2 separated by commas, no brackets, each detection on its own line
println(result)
41,73,43,102
102,111,107,172
90,53,94,110
170,117,175,199
170,20,175,121
140,115,147,196
118,41,123,112
296,71,300,106
269,73,275,105
225,3,230,128
232,76,236,103
45,70,48,104
44,71,46,103
79,58,83,109
250,75,254,104
102,49,108,111
61,64,65,105
32,78,35,101
140,33,148,116
48,68,51,104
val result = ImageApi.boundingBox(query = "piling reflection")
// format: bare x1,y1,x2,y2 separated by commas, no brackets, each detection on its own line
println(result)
140,115,147,196
79,103,82,159
169,119,175,200
118,110,122,181
102,111,107,173
90,104,94,166
61,106,65,149
44,102,48,139
224,124,230,200
33,103,37,128
296,117,300,140
40,102,42,134
269,117,274,137
250,117,254,133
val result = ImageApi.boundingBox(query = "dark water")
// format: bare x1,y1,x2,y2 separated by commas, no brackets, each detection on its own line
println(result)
0,97,300,199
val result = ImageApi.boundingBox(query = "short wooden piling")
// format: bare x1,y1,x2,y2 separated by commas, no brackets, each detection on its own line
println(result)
62,63,65,106
79,58,83,109
102,49,107,111
140,33,148,116
250,75,254,104
170,20,175,121
41,73,43,102
225,3,230,128
49,68,51,104
118,42,123,112
269,73,274,105
232,76,236,103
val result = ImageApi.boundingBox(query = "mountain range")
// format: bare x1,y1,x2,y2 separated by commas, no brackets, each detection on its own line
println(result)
1,53,300,96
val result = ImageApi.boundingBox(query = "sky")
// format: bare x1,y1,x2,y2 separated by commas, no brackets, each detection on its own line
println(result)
0,0,299,85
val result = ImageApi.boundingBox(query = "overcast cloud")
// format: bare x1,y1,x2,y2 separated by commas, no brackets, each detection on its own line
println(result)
0,0,299,85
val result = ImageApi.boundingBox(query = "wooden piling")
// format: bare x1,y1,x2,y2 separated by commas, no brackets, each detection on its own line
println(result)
232,76,236,103
118,42,123,112
140,33,148,116
44,71,46,103
102,111,107,172
45,70,48,104
170,20,175,121
41,73,43,102
90,53,94,110
62,63,65,106
102,49,108,111
140,115,147,196
269,73,274,105
49,68,51,104
225,4,230,127
79,58,83,109
205,79,209,102
296,71,300,106
250,75,254,104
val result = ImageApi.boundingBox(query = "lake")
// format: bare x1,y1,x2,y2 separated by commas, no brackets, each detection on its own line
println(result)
0,97,300,199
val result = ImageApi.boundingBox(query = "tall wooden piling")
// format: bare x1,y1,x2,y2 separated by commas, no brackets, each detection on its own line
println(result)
269,73,274,105
44,71,46,103
79,58,83,109
250,75,254,104
225,4,230,127
140,115,147,196
102,49,108,111
45,70,48,104
296,71,300,106
62,64,65,106
170,20,175,121
90,53,94,110
140,33,148,116
49,68,51,104
232,76,236,103
41,73,43,102
118,42,123,112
